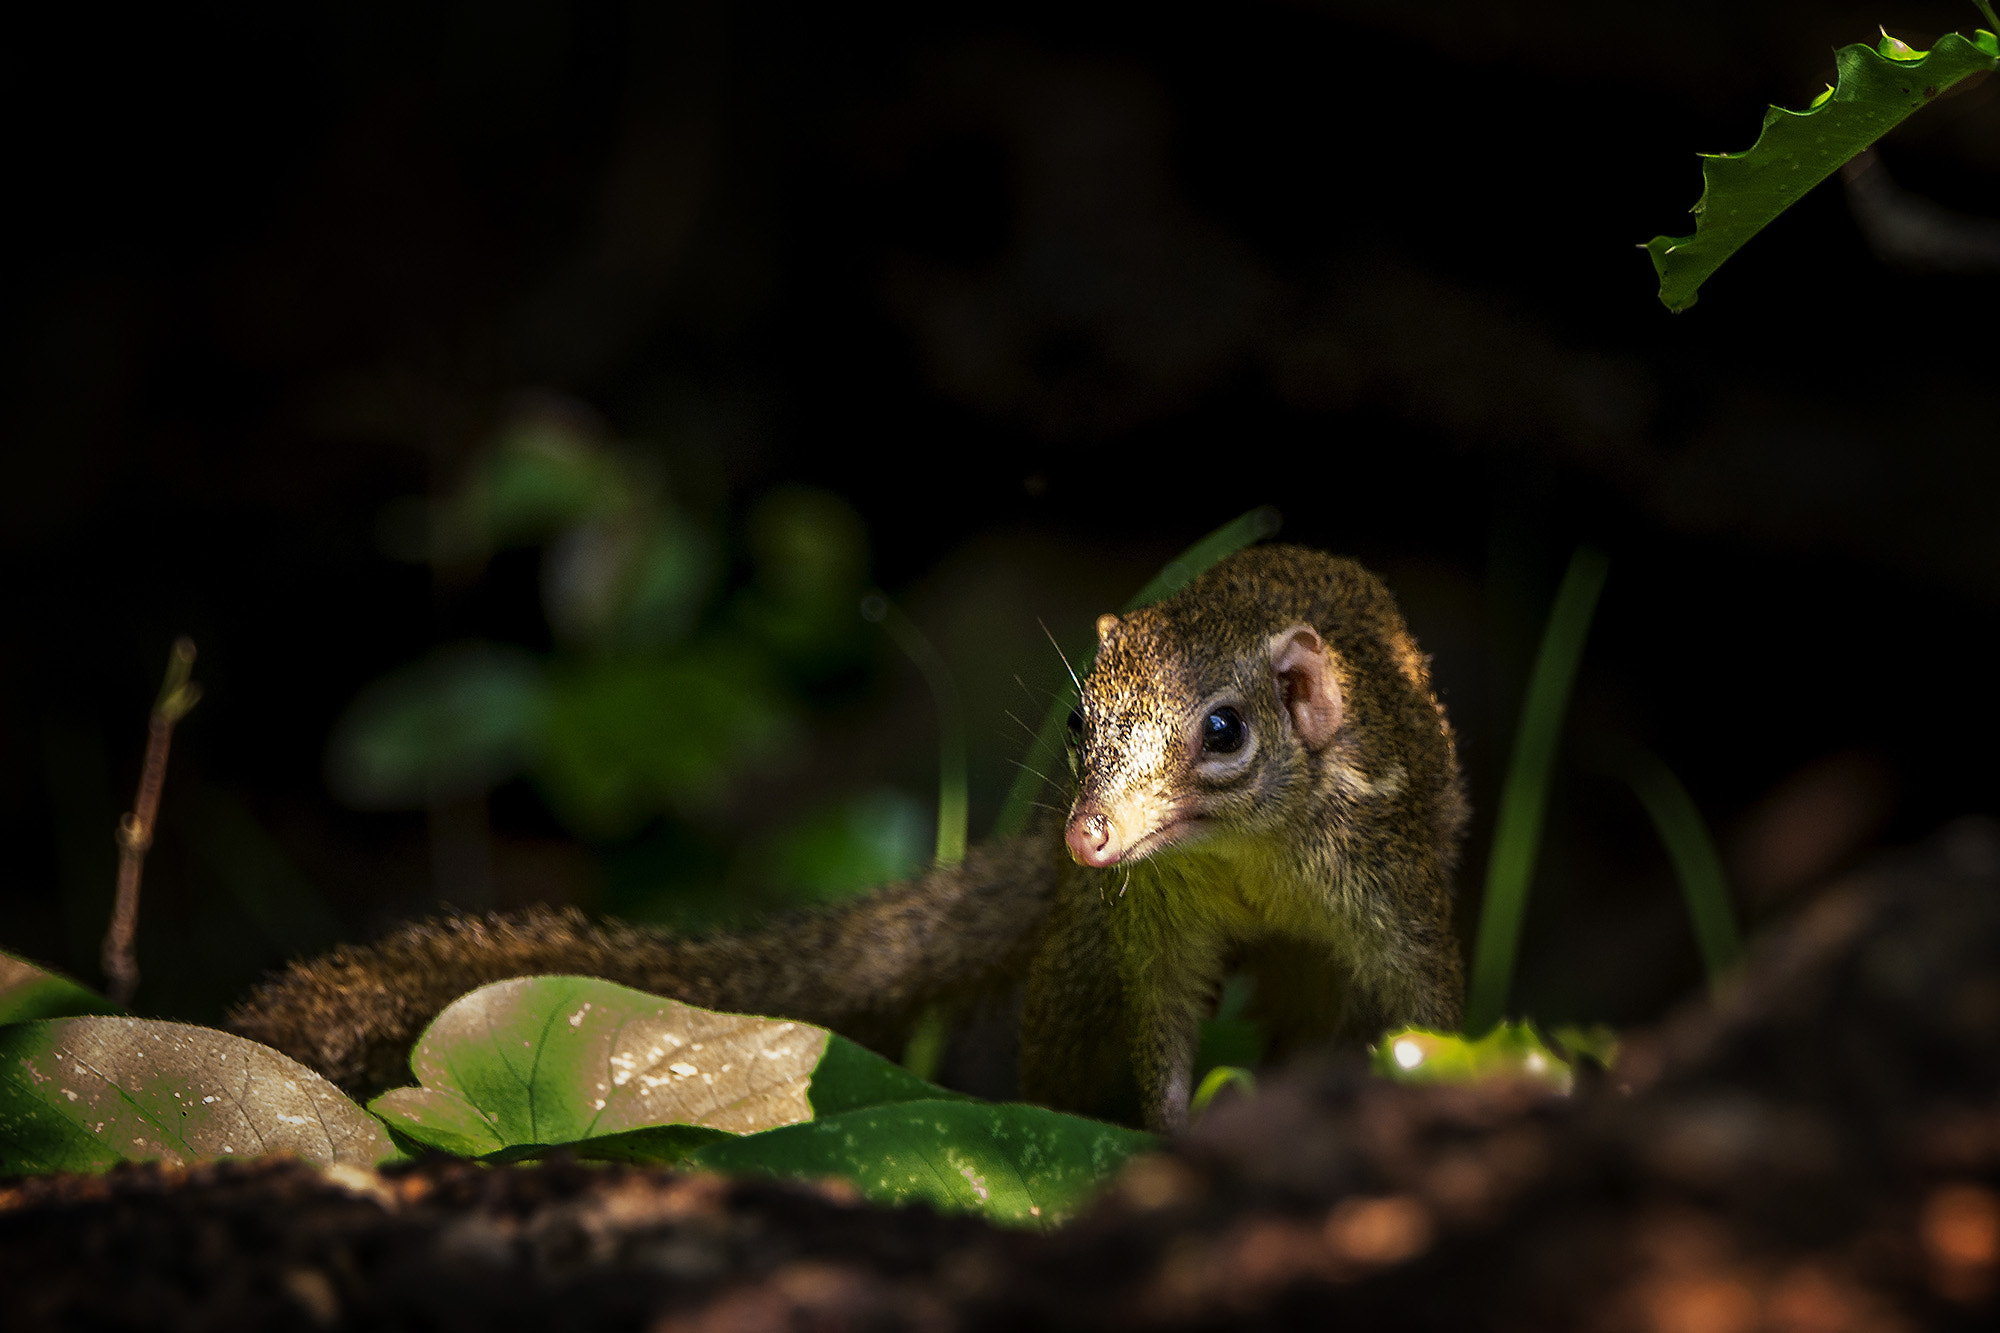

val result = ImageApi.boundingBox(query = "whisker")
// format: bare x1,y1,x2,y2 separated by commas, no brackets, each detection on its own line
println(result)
1004,756,1068,796
1014,675,1069,717
1039,619,1081,692
1001,709,1039,739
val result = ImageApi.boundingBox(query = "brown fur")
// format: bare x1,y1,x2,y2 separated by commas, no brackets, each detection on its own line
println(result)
228,545,1466,1129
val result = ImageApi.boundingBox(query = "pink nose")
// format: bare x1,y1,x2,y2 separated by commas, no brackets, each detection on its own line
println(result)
1066,811,1121,868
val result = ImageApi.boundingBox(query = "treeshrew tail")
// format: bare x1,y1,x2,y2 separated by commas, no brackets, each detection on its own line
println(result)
226,831,1058,1097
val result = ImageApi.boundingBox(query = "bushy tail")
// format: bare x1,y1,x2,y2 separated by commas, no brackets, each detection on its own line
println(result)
226,832,1059,1097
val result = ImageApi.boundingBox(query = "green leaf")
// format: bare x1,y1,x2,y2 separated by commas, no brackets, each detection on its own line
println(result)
687,1098,1158,1229
369,975,827,1158
533,1122,735,1165
807,1025,967,1118
365,975,953,1163
1646,29,1998,311
325,642,547,809
0,1017,398,1175
1372,1021,1573,1093
356,977,1143,1226
0,951,120,1024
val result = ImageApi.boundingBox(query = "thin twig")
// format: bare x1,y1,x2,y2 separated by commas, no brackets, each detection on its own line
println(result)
103,637,201,1006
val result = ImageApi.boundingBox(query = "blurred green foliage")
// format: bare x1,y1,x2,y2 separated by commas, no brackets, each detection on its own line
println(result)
327,644,547,809
536,646,796,837
761,789,929,905
330,406,911,914
737,488,873,675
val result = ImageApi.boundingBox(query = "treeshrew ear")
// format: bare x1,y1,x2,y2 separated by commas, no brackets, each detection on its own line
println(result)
1270,626,1342,750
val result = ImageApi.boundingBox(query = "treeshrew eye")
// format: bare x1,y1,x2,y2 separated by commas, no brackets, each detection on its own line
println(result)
1067,707,1085,746
1201,706,1246,755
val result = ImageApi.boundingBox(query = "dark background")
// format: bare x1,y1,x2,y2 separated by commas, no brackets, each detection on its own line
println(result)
3,0,1995,1036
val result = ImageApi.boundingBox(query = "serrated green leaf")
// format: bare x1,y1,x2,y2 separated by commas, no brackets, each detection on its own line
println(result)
1646,29,1998,310
1373,1021,1573,1093
687,1098,1158,1229
0,1017,397,1174
0,951,120,1024
366,975,959,1164
1876,28,1919,61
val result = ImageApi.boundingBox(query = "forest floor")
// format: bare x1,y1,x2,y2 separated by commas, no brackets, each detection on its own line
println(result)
7,821,2000,1331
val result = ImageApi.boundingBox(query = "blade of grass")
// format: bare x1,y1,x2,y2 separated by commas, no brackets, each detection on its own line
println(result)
1587,736,1743,989
861,594,968,867
1465,547,1610,1036
991,506,1282,838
